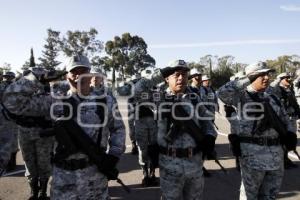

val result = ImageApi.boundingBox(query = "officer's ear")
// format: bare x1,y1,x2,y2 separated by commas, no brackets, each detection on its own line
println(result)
165,77,169,83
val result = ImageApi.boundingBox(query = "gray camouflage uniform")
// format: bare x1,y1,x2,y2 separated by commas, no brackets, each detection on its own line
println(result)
0,104,14,171
218,77,294,200
2,72,54,195
199,86,219,118
134,79,159,184
0,81,19,166
135,75,217,199
51,91,126,200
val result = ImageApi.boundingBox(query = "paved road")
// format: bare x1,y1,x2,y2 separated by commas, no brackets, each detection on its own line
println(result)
0,98,299,200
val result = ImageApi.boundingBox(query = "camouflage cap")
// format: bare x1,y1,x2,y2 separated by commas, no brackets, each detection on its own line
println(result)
277,72,291,79
189,68,202,79
161,59,190,78
66,55,91,72
202,75,210,81
245,61,274,76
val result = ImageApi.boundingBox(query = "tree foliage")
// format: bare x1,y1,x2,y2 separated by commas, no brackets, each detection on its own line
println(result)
104,32,155,81
29,48,36,67
0,62,12,74
39,29,61,69
60,28,103,57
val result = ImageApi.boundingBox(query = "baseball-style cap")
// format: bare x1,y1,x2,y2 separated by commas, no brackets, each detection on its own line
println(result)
245,61,274,76
161,59,190,78
202,75,210,81
189,68,202,79
66,55,91,72
277,72,291,79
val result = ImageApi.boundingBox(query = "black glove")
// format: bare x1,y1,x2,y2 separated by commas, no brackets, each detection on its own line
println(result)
160,67,173,78
228,134,241,157
224,105,236,118
100,154,119,171
202,134,216,159
284,132,297,151
98,154,119,180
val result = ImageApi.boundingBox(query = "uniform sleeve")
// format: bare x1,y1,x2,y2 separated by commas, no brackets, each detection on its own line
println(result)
107,96,126,157
218,77,250,107
2,80,52,117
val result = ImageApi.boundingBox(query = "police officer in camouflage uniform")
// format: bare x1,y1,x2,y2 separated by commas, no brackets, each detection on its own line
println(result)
127,75,140,155
135,60,217,199
0,71,19,171
2,67,54,200
134,68,159,186
0,104,14,175
267,72,299,169
50,55,126,200
199,75,219,118
218,62,297,200
189,68,202,91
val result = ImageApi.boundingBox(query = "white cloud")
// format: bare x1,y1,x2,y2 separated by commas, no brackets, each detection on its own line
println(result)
280,5,300,12
149,39,300,49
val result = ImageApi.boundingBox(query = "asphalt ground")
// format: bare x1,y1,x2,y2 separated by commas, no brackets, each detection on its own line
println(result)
0,97,299,200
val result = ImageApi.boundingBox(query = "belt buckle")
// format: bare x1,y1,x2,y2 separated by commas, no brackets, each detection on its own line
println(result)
257,138,265,146
188,148,193,158
168,147,176,157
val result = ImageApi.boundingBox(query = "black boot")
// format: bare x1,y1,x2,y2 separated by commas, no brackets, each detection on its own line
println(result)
6,152,17,172
131,141,138,155
28,178,39,200
141,166,150,187
38,178,50,200
148,163,159,186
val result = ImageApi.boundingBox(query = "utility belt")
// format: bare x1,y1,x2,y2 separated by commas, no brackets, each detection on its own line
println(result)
159,146,200,158
239,136,281,146
54,158,92,171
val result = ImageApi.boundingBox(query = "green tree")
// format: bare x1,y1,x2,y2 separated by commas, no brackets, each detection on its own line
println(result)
60,28,103,57
187,62,205,72
104,33,155,82
39,29,61,69
0,62,12,74
29,48,36,67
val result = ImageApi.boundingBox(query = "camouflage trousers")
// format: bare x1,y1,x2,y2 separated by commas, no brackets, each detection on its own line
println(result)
135,117,157,166
128,117,136,142
10,127,19,153
239,163,284,200
159,154,204,200
18,127,54,180
0,130,13,169
51,165,109,200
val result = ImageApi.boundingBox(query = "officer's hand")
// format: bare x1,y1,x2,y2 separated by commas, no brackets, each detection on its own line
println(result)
284,132,297,151
100,154,119,171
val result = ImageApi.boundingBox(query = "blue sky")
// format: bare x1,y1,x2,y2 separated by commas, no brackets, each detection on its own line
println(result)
1,0,300,72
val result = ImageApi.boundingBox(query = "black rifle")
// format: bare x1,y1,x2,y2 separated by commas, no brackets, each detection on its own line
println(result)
164,101,226,173
49,120,130,193
263,100,299,158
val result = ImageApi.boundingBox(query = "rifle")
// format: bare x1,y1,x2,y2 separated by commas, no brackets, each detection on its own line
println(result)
263,99,299,158
164,100,227,173
53,120,130,193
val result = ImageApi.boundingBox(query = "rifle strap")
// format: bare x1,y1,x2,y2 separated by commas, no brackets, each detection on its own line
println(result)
63,95,107,147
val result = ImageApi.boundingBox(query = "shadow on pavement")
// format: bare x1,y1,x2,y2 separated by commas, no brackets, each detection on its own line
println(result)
2,164,25,177
109,184,161,200
117,152,140,174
